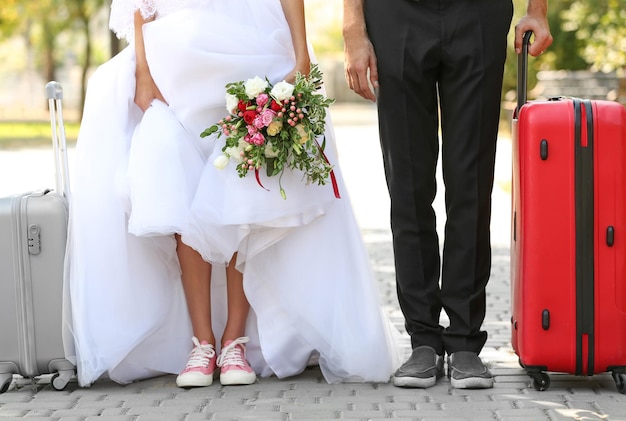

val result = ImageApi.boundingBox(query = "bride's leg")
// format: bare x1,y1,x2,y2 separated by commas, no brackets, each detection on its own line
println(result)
175,234,217,388
222,253,249,343
176,235,215,343
176,234,215,344
219,253,256,385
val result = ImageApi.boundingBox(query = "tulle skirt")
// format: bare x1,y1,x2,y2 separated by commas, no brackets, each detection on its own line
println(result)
63,0,400,387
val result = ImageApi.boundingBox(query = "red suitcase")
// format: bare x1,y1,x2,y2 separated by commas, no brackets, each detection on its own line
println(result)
510,32,626,393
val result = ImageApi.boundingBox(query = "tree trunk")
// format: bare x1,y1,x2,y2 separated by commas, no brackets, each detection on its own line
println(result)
109,0,122,58
42,22,56,84
110,29,122,58
80,17,91,120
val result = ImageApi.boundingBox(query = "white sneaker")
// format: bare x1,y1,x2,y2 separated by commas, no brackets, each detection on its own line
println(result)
176,337,217,388
217,337,257,385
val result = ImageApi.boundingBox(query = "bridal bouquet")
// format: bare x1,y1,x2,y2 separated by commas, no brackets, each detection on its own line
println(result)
201,64,338,199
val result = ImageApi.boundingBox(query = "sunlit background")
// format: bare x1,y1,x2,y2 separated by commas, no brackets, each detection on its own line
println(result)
0,0,624,124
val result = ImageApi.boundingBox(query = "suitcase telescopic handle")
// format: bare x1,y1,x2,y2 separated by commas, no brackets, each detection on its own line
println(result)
45,81,63,101
45,81,71,200
516,30,533,114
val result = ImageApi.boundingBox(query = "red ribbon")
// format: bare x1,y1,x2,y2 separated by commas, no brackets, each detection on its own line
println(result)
254,168,269,191
253,140,341,199
316,138,341,199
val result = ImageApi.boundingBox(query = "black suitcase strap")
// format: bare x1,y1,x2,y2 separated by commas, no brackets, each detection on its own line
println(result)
574,98,595,376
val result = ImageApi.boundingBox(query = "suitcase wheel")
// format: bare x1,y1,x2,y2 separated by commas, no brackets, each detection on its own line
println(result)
529,372,550,391
612,372,626,395
0,374,11,394
50,370,72,391
48,359,75,391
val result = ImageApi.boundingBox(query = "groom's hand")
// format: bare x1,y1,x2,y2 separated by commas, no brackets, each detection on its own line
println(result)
514,0,552,57
343,32,378,103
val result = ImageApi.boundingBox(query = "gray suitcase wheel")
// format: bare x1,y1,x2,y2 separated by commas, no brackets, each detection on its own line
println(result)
51,370,72,391
48,360,75,391
0,374,12,394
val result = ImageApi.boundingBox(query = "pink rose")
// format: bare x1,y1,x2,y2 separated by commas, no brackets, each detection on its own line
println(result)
253,109,276,129
253,115,265,129
245,132,265,145
256,93,269,107
251,132,265,145
261,110,276,126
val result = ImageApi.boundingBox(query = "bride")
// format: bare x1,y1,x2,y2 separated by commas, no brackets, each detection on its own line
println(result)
64,0,400,388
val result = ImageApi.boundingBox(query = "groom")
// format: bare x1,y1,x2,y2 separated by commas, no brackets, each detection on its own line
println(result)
343,0,551,388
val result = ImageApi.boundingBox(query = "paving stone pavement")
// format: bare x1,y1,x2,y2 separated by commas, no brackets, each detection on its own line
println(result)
2,104,626,420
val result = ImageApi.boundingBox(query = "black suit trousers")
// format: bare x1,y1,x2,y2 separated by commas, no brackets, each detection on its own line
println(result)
364,0,513,355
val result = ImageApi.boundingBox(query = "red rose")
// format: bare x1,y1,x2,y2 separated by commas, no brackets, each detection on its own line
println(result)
270,100,282,112
238,100,248,112
243,110,257,125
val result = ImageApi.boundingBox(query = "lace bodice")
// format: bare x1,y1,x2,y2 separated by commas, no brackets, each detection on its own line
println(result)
109,0,206,40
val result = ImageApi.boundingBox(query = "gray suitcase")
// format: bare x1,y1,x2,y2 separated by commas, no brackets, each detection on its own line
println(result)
0,81,75,393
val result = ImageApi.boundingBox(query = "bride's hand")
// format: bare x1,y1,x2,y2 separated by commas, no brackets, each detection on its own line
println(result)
284,59,311,84
134,68,166,112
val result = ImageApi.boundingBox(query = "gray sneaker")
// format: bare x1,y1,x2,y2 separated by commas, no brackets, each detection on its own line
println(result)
447,351,494,389
392,346,444,388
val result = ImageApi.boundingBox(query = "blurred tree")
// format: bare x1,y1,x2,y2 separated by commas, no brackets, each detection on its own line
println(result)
0,0,72,83
107,0,124,58
561,0,626,72
0,0,21,38
305,2,343,56
0,0,111,116
502,0,587,106
66,0,107,116
541,0,588,71
31,1,72,83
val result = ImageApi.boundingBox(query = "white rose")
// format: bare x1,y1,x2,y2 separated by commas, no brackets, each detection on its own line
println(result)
245,76,269,99
264,142,280,158
270,81,295,102
213,154,230,170
224,147,241,162
225,93,239,114
224,146,237,157
223,139,248,163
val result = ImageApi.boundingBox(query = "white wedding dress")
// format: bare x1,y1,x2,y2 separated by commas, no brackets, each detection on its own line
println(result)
63,0,400,387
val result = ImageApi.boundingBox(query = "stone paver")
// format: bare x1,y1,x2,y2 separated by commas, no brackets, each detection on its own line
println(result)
1,104,625,420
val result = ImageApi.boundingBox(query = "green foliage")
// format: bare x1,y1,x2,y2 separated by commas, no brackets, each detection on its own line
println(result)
502,0,588,104
304,1,343,55
542,0,588,71
1,0,74,79
0,0,21,38
561,0,626,72
1,0,108,85
309,25,344,56
0,121,79,149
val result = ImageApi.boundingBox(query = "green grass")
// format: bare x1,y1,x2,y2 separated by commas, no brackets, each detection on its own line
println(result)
0,117,513,149
0,121,79,149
